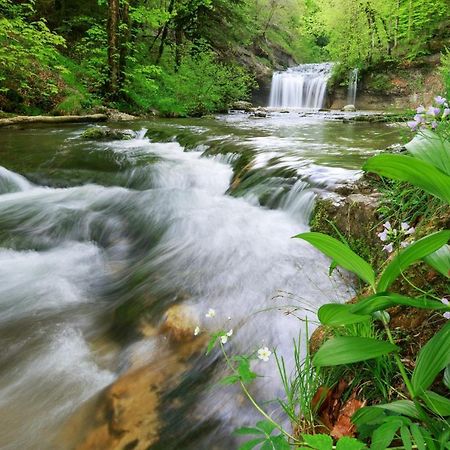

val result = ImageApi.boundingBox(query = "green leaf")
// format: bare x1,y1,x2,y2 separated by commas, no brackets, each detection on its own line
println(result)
318,304,371,326
219,375,240,385
412,322,450,394
352,406,386,428
301,433,333,450
423,244,450,278
235,427,263,436
238,438,265,450
256,420,277,435
410,424,426,450
206,332,222,354
270,435,291,450
377,231,450,292
313,336,398,367
370,419,402,450
404,130,450,176
444,365,450,390
237,358,257,384
350,292,449,315
371,400,419,419
293,232,375,287
363,154,450,203
336,436,367,450
419,390,450,416
400,425,412,450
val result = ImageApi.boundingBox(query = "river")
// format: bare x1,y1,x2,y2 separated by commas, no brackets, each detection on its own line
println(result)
0,112,403,449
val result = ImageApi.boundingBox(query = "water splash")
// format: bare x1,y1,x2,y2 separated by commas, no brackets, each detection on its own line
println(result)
269,63,333,109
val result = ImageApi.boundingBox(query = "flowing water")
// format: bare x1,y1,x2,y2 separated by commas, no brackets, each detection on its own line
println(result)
0,112,403,449
268,63,333,109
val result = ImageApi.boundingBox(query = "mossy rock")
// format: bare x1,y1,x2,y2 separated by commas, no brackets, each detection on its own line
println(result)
81,126,134,141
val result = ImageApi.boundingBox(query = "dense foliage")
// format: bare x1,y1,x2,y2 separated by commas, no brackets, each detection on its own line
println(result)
1,0,449,115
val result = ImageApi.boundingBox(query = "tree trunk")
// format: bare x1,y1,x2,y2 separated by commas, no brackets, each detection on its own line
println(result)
119,0,131,85
107,0,120,96
156,0,175,64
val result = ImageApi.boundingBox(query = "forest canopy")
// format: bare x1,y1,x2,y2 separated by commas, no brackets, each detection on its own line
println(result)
0,0,449,116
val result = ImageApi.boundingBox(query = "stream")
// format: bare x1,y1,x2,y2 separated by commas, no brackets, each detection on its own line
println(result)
0,112,403,450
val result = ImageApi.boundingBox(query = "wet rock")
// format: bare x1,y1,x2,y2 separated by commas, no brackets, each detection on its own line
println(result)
160,304,199,343
342,104,356,112
81,126,134,140
251,110,268,118
231,101,254,112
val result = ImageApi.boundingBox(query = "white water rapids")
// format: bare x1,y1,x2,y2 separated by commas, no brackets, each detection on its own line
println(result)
0,116,401,449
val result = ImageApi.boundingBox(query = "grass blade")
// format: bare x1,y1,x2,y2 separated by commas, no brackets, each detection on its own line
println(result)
423,244,450,278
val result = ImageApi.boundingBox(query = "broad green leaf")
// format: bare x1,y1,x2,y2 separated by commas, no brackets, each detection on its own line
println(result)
370,419,402,450
237,358,257,384
405,130,450,176
293,232,375,287
234,427,263,436
410,423,426,450
400,425,412,450
419,426,437,450
350,293,449,315
302,433,333,450
412,322,450,394
363,154,450,204
336,437,367,450
423,244,450,278
238,438,265,450
352,406,386,428
419,390,450,416
318,303,371,326
313,336,398,367
377,231,450,292
444,365,450,390
371,400,419,419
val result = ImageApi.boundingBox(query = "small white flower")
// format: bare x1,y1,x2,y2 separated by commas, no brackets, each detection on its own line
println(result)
441,298,450,320
194,326,201,336
226,329,233,337
205,308,216,318
383,221,392,230
401,222,410,231
383,243,394,253
221,335,228,344
405,227,415,235
378,229,388,242
400,241,410,248
257,346,271,362
416,105,426,114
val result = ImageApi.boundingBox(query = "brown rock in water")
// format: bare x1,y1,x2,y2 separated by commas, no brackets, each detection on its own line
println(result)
160,304,199,343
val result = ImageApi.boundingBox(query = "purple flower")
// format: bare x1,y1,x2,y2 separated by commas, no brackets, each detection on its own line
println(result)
442,298,450,320
443,108,450,118
383,243,394,253
427,106,441,116
383,221,391,230
435,96,446,105
431,121,438,129
401,222,410,231
413,114,425,123
416,105,426,114
378,229,388,242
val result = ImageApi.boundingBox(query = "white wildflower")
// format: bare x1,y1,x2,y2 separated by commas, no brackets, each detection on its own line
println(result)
194,326,201,336
257,346,271,362
383,243,394,253
442,298,450,320
205,308,216,318
378,229,388,242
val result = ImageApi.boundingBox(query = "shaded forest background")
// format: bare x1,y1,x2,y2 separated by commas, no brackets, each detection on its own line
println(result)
1,0,450,116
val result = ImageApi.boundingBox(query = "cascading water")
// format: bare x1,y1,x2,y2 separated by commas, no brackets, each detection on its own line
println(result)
0,118,403,450
347,68,358,106
268,63,333,109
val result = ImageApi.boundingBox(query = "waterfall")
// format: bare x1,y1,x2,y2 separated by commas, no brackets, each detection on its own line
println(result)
268,63,333,109
347,68,358,106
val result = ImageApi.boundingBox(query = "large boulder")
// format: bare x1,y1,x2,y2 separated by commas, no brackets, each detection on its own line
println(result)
231,101,254,112
81,126,134,140
342,104,356,112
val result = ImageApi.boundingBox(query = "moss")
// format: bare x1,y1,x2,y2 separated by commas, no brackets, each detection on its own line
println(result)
81,126,133,140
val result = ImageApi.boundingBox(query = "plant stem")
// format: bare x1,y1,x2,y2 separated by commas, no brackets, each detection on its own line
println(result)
219,343,299,443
